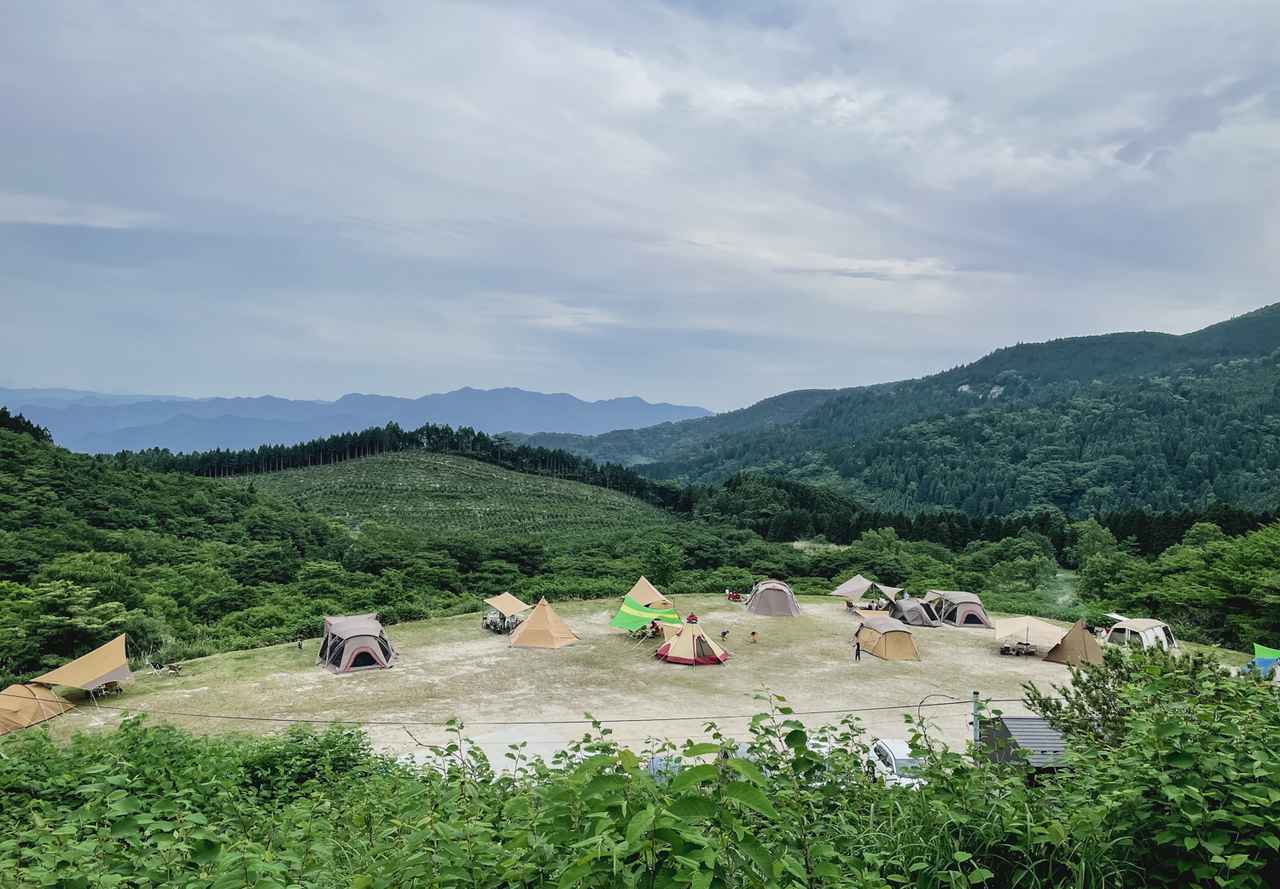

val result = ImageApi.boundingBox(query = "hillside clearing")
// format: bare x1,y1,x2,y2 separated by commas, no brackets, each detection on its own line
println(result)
51,594,1142,765
230,450,676,540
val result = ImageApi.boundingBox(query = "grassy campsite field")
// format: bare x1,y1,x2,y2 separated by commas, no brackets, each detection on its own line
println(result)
48,593,1213,765
230,450,678,540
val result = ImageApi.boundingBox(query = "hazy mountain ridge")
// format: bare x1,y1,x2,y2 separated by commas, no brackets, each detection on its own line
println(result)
0,386,711,453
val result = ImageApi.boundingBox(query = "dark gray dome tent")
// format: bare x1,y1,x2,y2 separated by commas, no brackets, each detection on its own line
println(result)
889,596,941,628
317,614,398,673
926,591,993,628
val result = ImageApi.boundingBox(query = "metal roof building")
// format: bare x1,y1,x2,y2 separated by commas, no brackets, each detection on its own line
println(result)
981,716,1067,769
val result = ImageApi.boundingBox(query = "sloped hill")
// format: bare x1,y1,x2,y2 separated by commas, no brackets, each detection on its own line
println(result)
235,450,678,540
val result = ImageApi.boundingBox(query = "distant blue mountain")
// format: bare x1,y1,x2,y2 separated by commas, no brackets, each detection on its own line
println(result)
0,387,711,454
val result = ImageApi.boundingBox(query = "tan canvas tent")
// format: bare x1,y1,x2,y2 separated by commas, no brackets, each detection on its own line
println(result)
929,591,994,628
510,598,579,650
830,574,875,599
484,592,532,618
1043,620,1104,666
627,577,672,608
1104,618,1179,652
747,579,801,617
655,621,729,665
994,617,1067,650
32,634,132,692
873,585,904,602
317,614,398,673
0,684,74,735
856,617,920,661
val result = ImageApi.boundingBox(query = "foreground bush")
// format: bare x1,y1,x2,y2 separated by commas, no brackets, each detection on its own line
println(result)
2,652,1277,888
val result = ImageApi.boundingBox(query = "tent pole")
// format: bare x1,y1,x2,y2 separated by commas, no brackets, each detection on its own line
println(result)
971,690,980,744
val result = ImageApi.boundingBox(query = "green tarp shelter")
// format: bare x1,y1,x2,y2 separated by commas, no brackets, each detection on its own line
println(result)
609,595,680,632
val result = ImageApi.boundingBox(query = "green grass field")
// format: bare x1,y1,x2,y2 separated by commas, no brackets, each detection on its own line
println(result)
232,451,677,541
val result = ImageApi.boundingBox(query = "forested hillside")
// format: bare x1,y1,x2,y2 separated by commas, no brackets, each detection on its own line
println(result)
540,304,1280,517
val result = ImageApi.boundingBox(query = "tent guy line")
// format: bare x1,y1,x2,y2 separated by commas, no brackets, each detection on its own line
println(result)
0,690,1029,728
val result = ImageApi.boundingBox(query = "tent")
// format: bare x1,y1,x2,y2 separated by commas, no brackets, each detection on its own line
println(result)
627,576,673,609
1043,620,1104,667
32,634,133,692
747,579,801,617
0,684,74,736
483,592,532,618
658,621,684,641
856,616,920,661
317,614,398,673
889,596,940,627
830,574,875,599
1248,643,1280,679
1104,618,1178,652
655,621,729,665
872,585,904,602
993,617,1067,650
510,598,579,650
929,591,993,628
609,595,681,632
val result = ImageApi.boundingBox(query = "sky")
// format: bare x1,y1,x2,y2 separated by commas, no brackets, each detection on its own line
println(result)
2,1,1278,412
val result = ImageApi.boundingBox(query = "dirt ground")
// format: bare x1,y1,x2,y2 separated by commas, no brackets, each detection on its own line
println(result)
47,595,1092,765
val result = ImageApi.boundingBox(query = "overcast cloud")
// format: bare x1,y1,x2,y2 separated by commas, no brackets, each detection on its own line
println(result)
2,1,1278,410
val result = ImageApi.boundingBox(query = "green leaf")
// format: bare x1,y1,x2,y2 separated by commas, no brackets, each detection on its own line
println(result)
192,838,222,865
725,758,767,786
108,817,140,838
953,851,973,864
668,795,718,819
350,877,374,889
670,764,720,791
783,729,808,750
683,743,722,757
738,834,773,879
723,781,778,818
625,807,655,846
969,866,995,883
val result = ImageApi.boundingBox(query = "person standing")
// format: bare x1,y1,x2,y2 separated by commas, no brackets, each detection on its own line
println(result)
854,638,862,662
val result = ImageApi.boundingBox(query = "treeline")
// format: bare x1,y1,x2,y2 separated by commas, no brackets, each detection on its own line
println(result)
99,421,698,514
0,406,50,442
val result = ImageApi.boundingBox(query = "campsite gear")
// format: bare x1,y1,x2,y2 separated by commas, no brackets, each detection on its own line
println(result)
686,613,699,623
1247,643,1280,678
889,596,941,628
830,575,876,600
483,592,534,635
32,634,133,692
726,590,744,602
1104,618,1179,652
655,622,729,665
509,598,579,650
0,684,74,736
609,594,681,632
626,577,672,609
994,617,1066,652
719,629,730,642
1043,620,1105,666
747,579,801,617
659,621,683,641
854,617,920,661
317,614,398,673
928,591,994,628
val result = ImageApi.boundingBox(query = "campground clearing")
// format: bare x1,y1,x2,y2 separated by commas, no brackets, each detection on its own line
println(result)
45,594,1142,764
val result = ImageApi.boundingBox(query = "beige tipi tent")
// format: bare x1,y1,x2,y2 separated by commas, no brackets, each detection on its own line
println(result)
0,684,74,735
655,621,729,665
855,616,920,661
1044,620,1104,666
510,598,579,650
32,634,133,692
627,577,672,608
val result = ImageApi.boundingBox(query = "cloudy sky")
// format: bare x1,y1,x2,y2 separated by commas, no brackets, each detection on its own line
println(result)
2,1,1278,411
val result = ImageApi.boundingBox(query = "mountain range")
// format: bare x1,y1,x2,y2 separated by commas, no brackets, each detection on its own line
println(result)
0,387,711,454
514,303,1280,517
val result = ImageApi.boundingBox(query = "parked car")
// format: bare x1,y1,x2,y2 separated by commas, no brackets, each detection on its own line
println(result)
864,738,925,788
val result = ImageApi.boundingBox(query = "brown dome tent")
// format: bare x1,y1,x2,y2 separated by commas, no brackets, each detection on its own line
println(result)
509,598,579,650
747,579,801,617
889,596,940,627
1044,620,1105,666
0,684,74,736
929,591,993,628
655,621,729,665
317,614,398,673
856,616,920,661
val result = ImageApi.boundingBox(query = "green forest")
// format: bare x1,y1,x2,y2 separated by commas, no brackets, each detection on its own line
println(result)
3,650,1277,887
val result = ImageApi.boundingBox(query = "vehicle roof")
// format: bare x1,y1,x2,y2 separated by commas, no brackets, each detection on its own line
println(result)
875,738,914,759
1112,618,1169,632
